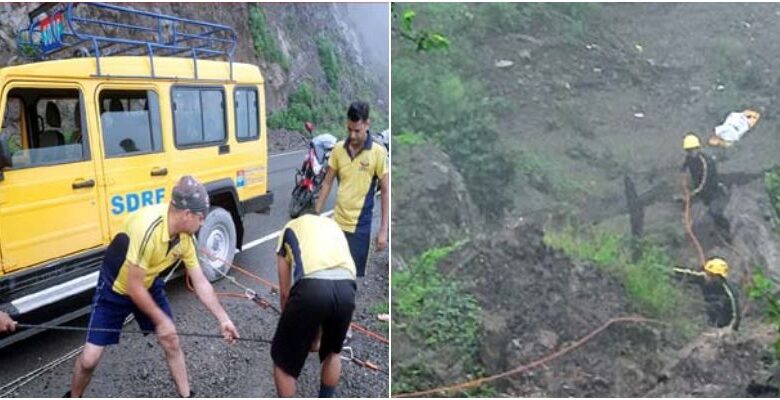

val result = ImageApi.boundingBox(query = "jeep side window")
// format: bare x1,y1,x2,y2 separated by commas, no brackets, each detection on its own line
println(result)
0,97,24,167
234,88,259,141
172,87,226,147
99,90,162,157
1,88,87,169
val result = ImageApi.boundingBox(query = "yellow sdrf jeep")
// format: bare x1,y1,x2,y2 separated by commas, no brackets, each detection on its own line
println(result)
0,28,273,345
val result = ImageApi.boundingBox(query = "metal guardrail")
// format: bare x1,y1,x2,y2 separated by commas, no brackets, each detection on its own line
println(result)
16,2,238,80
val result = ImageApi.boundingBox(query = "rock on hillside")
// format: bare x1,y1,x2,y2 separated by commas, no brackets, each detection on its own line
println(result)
391,142,480,262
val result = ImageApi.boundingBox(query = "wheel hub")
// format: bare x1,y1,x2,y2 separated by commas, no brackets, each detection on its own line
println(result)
204,226,229,270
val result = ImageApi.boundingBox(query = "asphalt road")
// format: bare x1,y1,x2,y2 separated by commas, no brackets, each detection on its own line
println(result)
0,149,389,397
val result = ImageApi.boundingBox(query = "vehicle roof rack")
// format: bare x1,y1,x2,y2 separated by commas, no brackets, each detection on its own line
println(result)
16,2,238,81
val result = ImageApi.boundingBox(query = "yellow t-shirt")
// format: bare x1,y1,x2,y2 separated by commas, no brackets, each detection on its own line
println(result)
328,137,388,234
111,203,199,294
275,214,356,283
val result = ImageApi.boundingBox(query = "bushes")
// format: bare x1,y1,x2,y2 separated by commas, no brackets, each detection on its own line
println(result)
317,37,341,89
392,242,486,394
748,269,780,359
393,242,478,344
544,224,688,319
765,166,780,221
267,82,344,133
253,7,386,136
267,82,316,131
760,167,780,360
248,6,289,70
392,57,516,222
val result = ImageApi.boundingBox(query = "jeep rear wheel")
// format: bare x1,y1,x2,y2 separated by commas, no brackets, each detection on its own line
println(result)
197,207,237,282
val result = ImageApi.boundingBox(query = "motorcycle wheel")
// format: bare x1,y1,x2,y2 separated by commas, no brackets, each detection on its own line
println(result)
289,185,314,218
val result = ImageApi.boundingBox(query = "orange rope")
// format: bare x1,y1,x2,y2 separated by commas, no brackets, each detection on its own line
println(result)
230,263,280,291
681,175,705,269
199,249,390,345
349,321,390,345
393,316,664,398
185,274,249,301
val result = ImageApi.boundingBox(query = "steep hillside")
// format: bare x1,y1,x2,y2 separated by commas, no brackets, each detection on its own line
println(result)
392,3,780,397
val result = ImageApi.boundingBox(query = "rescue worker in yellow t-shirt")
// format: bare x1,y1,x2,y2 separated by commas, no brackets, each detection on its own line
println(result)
272,196,357,398
66,176,239,398
315,101,388,277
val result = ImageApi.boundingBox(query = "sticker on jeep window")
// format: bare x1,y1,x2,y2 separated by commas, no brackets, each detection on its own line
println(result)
111,188,166,215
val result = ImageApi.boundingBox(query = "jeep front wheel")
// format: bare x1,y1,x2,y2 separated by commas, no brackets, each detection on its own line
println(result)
197,207,237,282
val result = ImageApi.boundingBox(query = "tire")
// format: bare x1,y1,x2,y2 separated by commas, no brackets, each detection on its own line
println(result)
289,185,314,218
197,207,237,282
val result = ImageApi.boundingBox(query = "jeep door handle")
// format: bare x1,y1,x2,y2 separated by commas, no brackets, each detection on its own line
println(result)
150,167,168,176
72,178,95,189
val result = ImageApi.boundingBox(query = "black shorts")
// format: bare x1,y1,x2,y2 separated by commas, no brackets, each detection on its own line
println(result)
271,278,356,378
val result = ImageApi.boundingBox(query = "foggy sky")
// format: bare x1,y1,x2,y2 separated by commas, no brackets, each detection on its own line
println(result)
342,3,390,100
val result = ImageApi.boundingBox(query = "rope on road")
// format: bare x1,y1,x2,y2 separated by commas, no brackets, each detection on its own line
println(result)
199,249,390,345
0,346,83,398
340,346,389,375
15,323,273,344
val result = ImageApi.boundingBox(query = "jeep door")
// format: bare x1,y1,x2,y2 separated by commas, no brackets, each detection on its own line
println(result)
0,82,103,273
94,86,169,237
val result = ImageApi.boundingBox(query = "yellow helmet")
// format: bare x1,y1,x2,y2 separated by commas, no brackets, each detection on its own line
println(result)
704,257,728,277
683,133,701,150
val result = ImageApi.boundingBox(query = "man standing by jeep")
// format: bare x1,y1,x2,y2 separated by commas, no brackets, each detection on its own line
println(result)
316,101,388,277
67,176,239,398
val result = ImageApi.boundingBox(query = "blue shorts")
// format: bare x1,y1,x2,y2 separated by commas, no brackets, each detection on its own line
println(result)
344,231,370,277
86,276,172,346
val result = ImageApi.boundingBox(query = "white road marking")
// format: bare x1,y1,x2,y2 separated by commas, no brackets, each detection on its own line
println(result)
269,149,305,158
238,209,335,253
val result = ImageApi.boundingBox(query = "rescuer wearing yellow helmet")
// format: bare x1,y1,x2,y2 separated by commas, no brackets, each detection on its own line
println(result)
672,256,740,330
680,132,731,240
701,256,739,330
703,256,729,278
683,132,702,151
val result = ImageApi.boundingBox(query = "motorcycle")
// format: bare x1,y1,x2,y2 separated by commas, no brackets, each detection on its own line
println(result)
289,124,389,217
289,122,337,218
